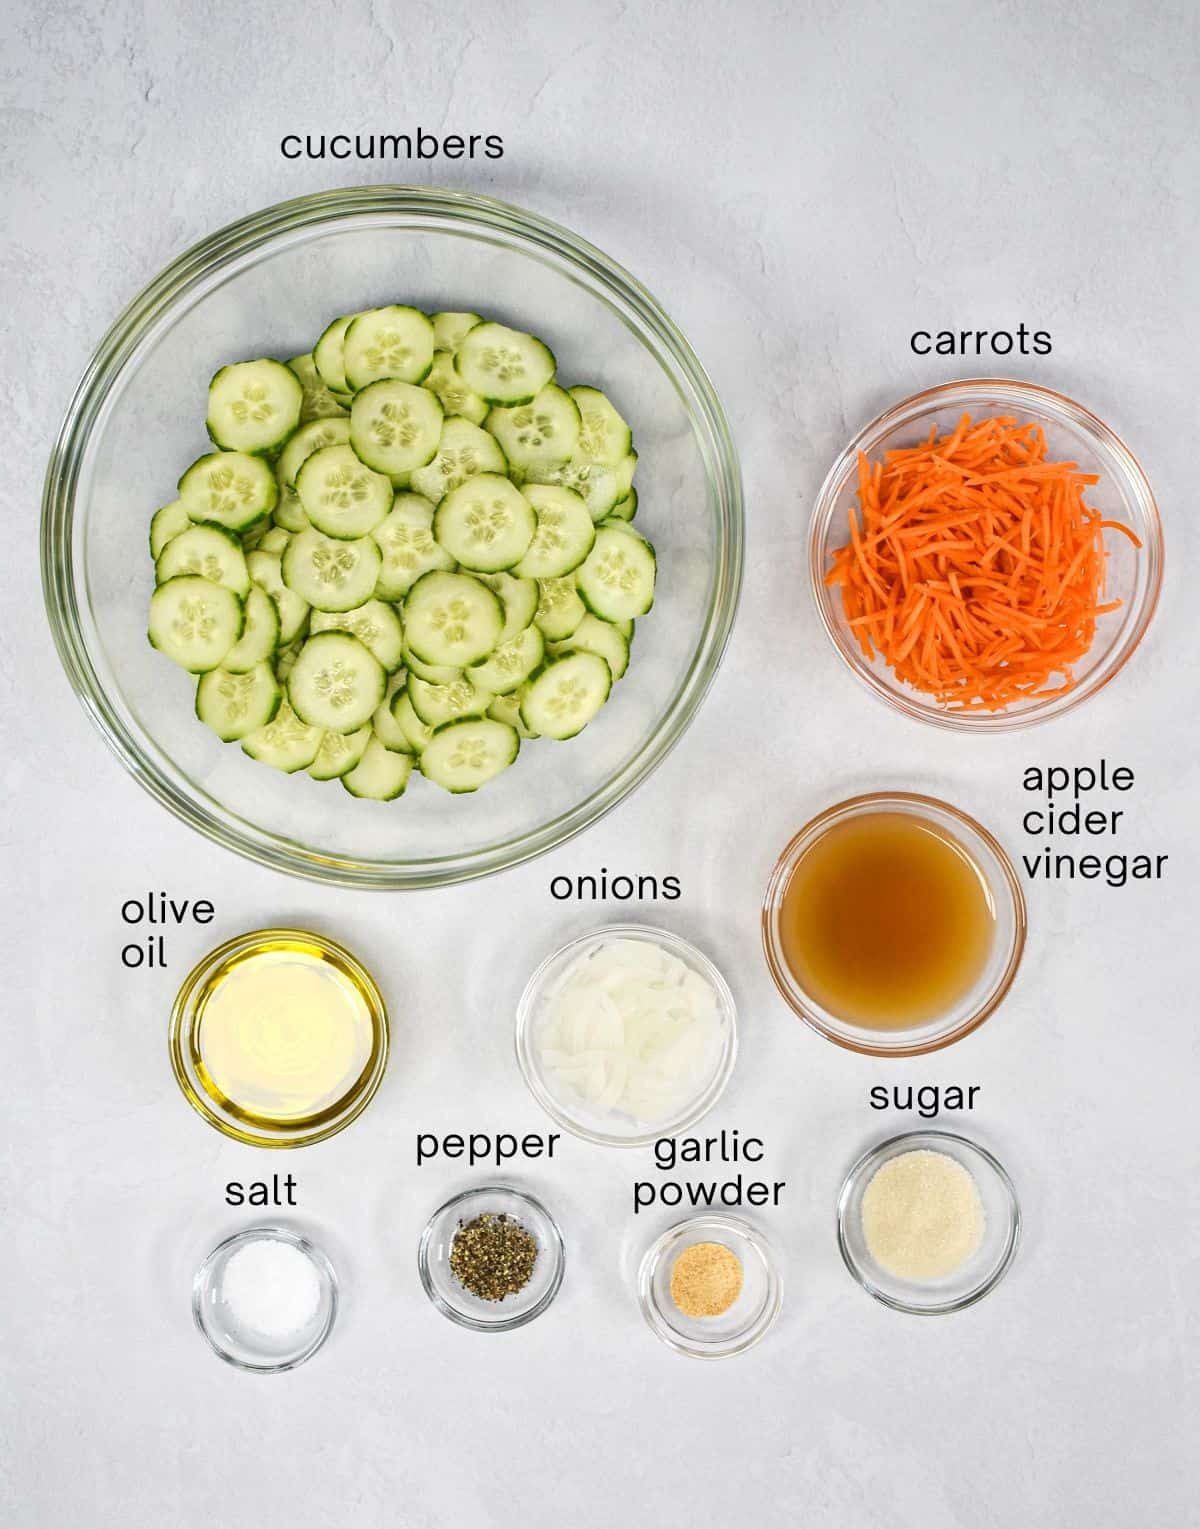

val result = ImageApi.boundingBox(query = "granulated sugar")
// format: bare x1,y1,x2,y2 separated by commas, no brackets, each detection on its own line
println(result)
861,1148,985,1281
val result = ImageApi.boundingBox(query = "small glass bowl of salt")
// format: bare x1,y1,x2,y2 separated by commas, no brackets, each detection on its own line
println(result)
192,1226,338,1372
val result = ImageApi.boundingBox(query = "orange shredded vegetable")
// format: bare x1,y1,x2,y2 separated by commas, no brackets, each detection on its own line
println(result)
825,414,1142,711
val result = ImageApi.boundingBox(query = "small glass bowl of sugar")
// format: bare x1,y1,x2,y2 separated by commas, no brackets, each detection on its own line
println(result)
193,1226,338,1372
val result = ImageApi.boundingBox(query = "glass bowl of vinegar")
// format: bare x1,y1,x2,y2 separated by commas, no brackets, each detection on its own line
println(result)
762,793,1026,1056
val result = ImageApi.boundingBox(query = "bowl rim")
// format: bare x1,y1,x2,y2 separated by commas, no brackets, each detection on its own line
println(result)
808,376,1164,732
761,791,1027,1057
42,184,744,888
636,1213,784,1358
835,1129,1021,1315
514,921,739,1147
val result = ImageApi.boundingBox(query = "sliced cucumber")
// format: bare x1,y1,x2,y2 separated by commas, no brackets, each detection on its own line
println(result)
350,379,444,477
155,523,250,597
419,718,519,793
286,632,386,733
488,689,540,740
526,456,620,521
391,689,434,753
206,359,303,455
610,486,638,522
241,699,323,773
408,673,493,728
273,640,305,683
513,483,595,579
277,416,353,488
195,661,282,742
403,570,504,667
287,353,349,422
247,550,311,645
485,384,580,476
296,443,393,539
222,585,281,673
256,526,291,556
432,310,482,351
520,650,612,740
371,493,454,600
402,644,462,685
548,612,628,680
422,350,488,425
433,473,535,572
570,386,632,467
478,571,539,644
179,451,277,533
372,671,415,754
308,724,372,781
410,417,508,503
282,529,382,613
148,576,243,673
149,500,189,559
344,305,435,390
313,312,361,395
455,322,555,405
533,575,586,641
576,525,656,620
342,735,414,800
467,623,544,695
311,598,405,671
273,467,310,532
613,450,638,500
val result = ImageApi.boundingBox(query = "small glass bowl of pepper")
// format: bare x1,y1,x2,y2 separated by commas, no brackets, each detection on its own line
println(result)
418,1185,565,1332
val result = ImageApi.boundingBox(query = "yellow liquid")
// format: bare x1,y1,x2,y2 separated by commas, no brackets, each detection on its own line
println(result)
778,812,996,1030
189,936,382,1129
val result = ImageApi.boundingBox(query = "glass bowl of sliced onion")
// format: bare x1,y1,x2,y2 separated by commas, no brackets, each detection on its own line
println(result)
515,923,738,1147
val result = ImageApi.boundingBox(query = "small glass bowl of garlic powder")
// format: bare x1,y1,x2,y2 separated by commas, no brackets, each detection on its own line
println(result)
837,1131,1020,1314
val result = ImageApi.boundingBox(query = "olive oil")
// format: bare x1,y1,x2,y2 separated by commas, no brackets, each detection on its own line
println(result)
777,811,995,1030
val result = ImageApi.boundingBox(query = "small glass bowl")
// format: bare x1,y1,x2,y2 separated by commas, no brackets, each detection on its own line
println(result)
515,923,738,1147
810,378,1163,731
638,1215,783,1359
762,792,1026,1057
418,1186,565,1333
192,1226,338,1372
837,1130,1020,1314
168,927,389,1149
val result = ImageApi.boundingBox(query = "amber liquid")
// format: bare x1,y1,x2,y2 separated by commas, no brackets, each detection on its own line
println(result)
777,812,996,1030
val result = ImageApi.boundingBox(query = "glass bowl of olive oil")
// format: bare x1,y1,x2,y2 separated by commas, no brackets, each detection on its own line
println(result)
762,793,1026,1056
169,927,389,1147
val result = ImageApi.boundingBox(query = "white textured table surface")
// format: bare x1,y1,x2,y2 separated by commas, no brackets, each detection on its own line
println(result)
5,3,1199,1525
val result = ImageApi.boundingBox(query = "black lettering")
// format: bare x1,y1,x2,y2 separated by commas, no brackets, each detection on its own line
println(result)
122,899,143,924
742,1137,764,1162
120,944,144,968
485,134,504,158
636,874,659,899
869,1085,888,1110
633,1181,655,1211
1023,766,1043,791
1113,767,1135,790
611,875,634,899
417,128,439,159
416,1133,437,1165
225,1182,244,1206
1033,330,1053,354
935,331,956,355
330,135,351,159
281,135,301,159
916,1085,940,1118
660,1182,682,1206
193,900,214,923
550,876,572,900
990,330,1013,355
654,1138,676,1171
663,876,681,900
467,133,483,156
911,331,932,355
442,134,465,159
306,135,326,159
745,1181,769,1205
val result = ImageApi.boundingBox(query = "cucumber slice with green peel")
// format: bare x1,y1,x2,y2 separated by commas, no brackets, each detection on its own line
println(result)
373,672,415,753
485,384,580,476
310,598,405,671
432,310,482,351
533,575,586,641
410,418,508,503
307,724,372,781
148,576,244,673
371,493,454,600
342,735,414,800
422,350,489,425
179,451,278,533
287,353,350,422
277,416,353,487
402,644,462,685
609,486,638,522
613,450,638,499
272,467,310,532
256,526,291,556
286,632,386,733
241,520,270,552
195,661,282,742
313,313,362,396
419,718,519,793
570,386,633,468
548,612,629,680
391,689,434,753
282,529,382,614
455,322,555,406
344,305,435,390
247,550,311,645
477,571,539,644
350,379,444,477
488,689,539,740
432,473,535,572
207,359,303,455
520,650,612,740
526,456,621,521
576,525,657,620
513,483,596,579
407,673,493,728
467,623,545,695
241,699,323,772
273,640,305,683
222,585,281,673
296,443,393,539
149,500,189,559
403,570,504,667
155,523,250,597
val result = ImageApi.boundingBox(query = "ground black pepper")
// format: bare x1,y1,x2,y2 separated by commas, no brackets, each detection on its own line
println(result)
449,1213,538,1302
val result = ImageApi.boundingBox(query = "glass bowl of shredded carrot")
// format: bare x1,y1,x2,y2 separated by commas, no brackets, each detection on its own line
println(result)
810,379,1162,729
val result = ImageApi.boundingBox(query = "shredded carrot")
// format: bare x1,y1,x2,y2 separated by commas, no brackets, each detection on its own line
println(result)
825,414,1142,711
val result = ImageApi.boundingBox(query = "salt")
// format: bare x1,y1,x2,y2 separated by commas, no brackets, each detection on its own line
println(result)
220,1237,322,1340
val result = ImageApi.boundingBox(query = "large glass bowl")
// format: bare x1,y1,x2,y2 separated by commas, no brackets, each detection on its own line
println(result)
42,187,743,888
